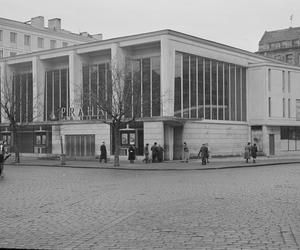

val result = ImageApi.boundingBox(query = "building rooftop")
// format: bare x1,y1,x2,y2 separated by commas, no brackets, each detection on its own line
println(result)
259,27,300,45
0,16,102,42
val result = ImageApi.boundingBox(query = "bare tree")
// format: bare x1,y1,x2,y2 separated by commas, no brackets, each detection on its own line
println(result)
1,72,41,163
97,59,140,167
79,58,142,167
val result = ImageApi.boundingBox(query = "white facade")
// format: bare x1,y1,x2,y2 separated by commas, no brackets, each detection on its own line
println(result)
0,16,102,58
1,30,300,160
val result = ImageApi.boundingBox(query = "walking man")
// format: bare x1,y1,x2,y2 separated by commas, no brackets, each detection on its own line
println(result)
99,141,107,163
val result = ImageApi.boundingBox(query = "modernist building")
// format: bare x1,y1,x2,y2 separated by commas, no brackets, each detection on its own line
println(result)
0,16,102,58
257,27,300,65
1,29,300,160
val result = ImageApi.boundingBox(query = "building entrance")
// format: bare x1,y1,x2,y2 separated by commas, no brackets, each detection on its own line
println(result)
65,134,95,159
269,134,275,155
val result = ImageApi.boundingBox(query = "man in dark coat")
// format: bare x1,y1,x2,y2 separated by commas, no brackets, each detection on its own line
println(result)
151,142,158,163
128,145,135,163
99,141,107,163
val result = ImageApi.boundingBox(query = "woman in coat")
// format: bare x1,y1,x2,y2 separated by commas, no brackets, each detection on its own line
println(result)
244,142,251,163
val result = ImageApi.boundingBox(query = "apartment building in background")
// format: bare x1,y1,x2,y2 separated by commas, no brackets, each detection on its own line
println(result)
0,16,102,58
257,26,300,65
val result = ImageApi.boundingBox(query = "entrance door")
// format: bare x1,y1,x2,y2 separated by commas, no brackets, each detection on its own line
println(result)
66,134,95,159
269,134,275,155
173,127,183,160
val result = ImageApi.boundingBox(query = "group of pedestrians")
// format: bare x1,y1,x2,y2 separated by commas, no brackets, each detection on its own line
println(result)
99,139,258,165
244,142,258,163
143,142,164,163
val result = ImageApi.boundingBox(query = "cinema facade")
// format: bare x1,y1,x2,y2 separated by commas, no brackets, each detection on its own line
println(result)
1,29,300,160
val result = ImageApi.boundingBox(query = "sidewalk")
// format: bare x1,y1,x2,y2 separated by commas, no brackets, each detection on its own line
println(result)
5,155,300,171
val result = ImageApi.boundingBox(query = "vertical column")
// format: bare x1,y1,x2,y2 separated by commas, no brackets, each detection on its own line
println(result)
262,125,269,156
32,57,45,122
69,50,83,119
161,35,175,117
164,125,174,160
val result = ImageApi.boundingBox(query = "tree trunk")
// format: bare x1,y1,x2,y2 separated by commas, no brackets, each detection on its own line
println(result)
13,125,20,163
113,125,120,167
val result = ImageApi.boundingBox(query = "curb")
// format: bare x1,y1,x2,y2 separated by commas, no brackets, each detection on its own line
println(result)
6,160,300,171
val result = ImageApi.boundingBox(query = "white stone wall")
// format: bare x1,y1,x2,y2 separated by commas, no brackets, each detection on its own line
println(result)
183,121,249,157
52,123,110,156
144,121,164,148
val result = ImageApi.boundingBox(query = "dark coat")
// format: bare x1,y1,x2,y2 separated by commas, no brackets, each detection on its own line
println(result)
100,144,107,159
128,146,135,161
199,145,208,159
157,146,164,162
251,145,258,158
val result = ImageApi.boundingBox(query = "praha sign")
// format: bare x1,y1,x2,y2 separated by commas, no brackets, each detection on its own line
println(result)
56,106,105,120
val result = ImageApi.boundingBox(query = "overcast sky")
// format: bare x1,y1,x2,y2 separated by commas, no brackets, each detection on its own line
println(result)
1,0,300,52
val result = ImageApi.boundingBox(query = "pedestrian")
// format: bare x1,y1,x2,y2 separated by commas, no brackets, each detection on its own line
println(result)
205,143,210,163
198,143,209,165
182,142,189,163
251,143,258,163
157,144,164,162
128,144,135,163
99,141,107,163
151,142,158,163
0,141,10,177
244,142,251,163
143,143,150,163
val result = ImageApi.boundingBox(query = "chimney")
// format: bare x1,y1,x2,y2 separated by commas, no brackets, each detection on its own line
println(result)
92,33,103,40
48,18,61,30
31,16,44,29
80,32,89,38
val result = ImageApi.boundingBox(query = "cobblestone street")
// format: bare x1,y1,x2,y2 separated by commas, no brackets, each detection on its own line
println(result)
1,164,300,249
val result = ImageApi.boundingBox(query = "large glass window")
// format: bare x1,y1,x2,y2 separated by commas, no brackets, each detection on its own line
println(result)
198,57,204,119
125,56,160,118
44,68,69,121
212,60,217,120
174,53,182,117
205,59,211,119
183,54,189,118
142,58,151,117
12,73,33,123
133,60,141,118
236,67,241,121
224,63,230,120
281,126,300,151
217,62,224,120
190,56,197,118
82,63,111,120
174,52,247,121
151,57,161,117
230,65,236,120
